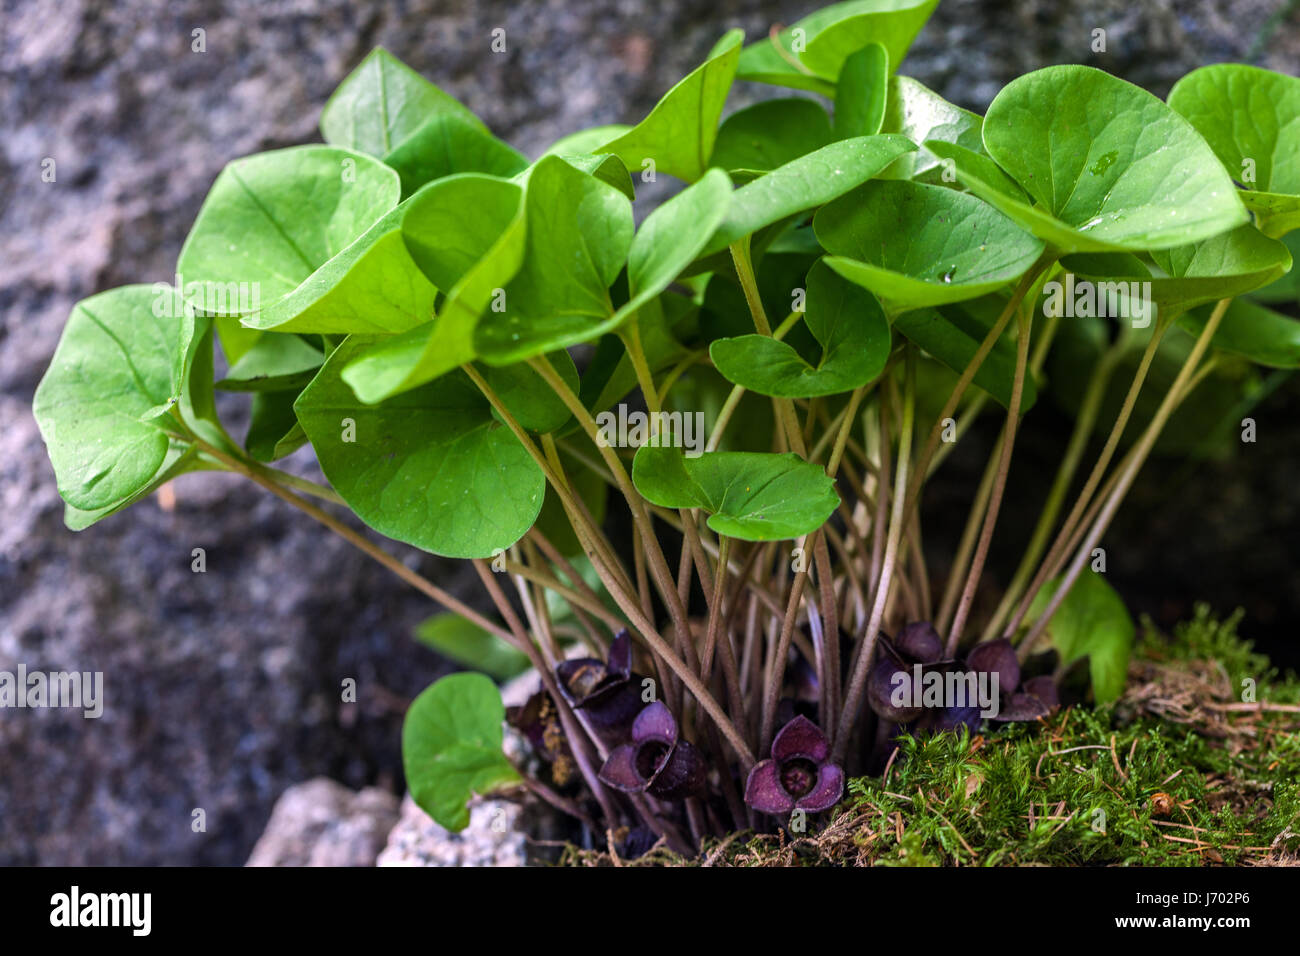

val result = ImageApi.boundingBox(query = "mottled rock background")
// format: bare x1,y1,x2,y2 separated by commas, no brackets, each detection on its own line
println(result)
1,0,1297,864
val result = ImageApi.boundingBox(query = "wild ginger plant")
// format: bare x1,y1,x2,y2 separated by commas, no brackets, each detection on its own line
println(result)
33,0,1300,855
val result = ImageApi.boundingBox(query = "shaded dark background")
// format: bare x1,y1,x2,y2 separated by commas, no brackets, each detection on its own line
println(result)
1,0,1297,864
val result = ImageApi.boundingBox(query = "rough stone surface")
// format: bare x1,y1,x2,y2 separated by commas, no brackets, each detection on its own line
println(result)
377,795,530,868
2,0,1297,865
245,776,400,867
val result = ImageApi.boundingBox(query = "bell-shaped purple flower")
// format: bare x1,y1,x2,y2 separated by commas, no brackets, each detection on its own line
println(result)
597,701,705,800
868,621,951,722
745,715,844,816
923,639,1058,727
965,638,1056,723
556,630,645,747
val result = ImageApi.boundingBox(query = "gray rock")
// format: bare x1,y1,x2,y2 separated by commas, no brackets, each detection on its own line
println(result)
2,0,1296,866
245,777,400,867
377,795,532,868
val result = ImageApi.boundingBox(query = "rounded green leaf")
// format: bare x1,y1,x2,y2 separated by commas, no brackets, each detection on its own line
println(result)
600,29,744,183
295,338,545,558
1026,570,1134,704
62,445,210,531
834,44,889,139
550,153,637,199
176,146,436,335
216,334,324,392
343,174,528,403
701,133,917,257
815,179,1045,315
1063,224,1293,321
800,0,940,81
974,66,1249,253
1179,298,1300,368
384,113,528,198
880,76,984,182
631,446,839,541
321,48,485,158
34,285,196,512
923,140,1028,202
472,156,633,363
623,168,734,310
1169,64,1300,238
710,260,890,396
737,0,939,93
402,673,520,832
710,99,833,174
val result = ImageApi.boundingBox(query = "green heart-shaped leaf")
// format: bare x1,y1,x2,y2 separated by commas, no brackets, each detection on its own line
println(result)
1169,64,1300,238
834,44,889,139
62,444,210,531
402,673,520,832
217,334,323,392
710,99,833,174
972,66,1249,253
923,140,1028,202
177,146,436,334
295,338,548,558
737,0,939,94
624,169,734,309
816,179,1045,315
880,77,983,182
710,259,890,396
343,174,527,403
1026,570,1134,704
34,285,197,512
600,29,744,183
1179,297,1300,368
701,134,917,257
473,156,633,363
384,113,528,199
1062,224,1293,321
1251,232,1300,304
631,446,839,541
321,48,484,158
550,153,637,199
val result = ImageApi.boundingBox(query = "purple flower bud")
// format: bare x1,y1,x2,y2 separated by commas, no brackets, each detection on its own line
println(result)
966,639,1021,696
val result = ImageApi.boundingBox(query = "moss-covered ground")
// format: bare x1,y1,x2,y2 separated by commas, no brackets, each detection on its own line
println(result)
563,607,1300,866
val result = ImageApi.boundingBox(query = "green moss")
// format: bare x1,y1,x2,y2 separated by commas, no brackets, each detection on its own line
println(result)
560,609,1300,867
715,608,1300,867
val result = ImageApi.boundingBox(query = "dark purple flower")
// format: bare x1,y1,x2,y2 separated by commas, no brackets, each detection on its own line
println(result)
598,701,705,800
506,690,577,787
556,630,645,747
745,715,844,816
868,621,951,722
